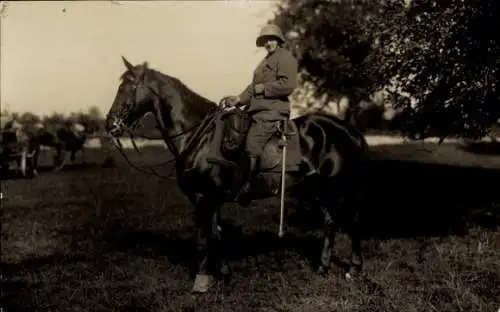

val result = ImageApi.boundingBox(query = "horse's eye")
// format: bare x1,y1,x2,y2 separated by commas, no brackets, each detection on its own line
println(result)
127,84,137,93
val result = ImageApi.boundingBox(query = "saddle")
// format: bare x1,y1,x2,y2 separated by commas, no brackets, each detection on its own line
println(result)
216,108,302,172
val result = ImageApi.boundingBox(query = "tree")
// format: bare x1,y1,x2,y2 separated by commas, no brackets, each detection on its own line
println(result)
68,111,101,135
381,0,500,139
87,106,103,121
87,106,105,133
43,112,66,131
271,0,404,122
19,112,41,126
270,0,500,140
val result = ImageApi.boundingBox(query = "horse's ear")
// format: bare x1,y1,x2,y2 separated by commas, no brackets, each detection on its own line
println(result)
137,63,147,81
142,61,149,69
122,56,134,71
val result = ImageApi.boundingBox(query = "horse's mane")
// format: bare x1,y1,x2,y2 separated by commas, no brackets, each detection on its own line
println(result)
120,65,218,119
153,70,216,107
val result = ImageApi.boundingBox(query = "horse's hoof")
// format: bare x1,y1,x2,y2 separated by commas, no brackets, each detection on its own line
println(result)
192,274,215,293
220,264,232,277
317,265,329,275
345,265,361,281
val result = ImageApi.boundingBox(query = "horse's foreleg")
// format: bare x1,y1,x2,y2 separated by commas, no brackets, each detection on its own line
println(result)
24,151,37,178
54,146,68,172
317,203,337,275
80,147,86,164
32,145,40,176
192,197,219,293
211,207,231,279
70,150,76,164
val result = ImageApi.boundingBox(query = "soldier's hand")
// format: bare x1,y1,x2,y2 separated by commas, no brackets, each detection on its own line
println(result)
254,84,264,94
220,95,240,108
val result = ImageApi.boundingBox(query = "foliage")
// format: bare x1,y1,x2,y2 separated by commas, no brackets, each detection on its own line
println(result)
273,0,399,100
1,106,106,135
377,0,500,140
270,0,500,139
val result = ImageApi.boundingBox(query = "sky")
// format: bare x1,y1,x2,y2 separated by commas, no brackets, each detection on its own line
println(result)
0,0,278,116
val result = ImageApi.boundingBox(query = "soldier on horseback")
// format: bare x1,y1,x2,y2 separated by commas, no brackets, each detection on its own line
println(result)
206,24,299,201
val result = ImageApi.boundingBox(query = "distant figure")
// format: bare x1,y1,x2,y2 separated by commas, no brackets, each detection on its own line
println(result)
34,121,88,171
1,118,39,178
3,119,23,132
2,119,25,148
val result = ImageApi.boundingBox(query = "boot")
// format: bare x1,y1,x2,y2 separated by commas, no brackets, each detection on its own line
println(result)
236,156,258,206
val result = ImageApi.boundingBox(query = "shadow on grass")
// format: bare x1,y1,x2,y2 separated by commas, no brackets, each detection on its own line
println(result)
290,158,500,239
0,253,94,276
52,156,500,274
458,141,500,155
92,225,322,278
1,280,41,312
36,162,101,173
0,162,102,180
0,253,95,312
371,159,498,234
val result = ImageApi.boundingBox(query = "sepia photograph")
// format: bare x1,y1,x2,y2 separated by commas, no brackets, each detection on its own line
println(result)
1,1,499,311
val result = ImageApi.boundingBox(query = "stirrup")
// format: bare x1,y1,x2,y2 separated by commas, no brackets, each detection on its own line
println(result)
236,181,251,197
235,183,253,206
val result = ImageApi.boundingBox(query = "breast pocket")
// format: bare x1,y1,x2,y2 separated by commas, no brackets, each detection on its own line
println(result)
262,63,277,82
254,60,277,83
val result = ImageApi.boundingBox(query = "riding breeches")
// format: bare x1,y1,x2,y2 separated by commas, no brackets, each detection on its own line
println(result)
245,110,284,158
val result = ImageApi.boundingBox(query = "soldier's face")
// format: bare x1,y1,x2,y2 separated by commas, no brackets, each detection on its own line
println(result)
263,38,279,53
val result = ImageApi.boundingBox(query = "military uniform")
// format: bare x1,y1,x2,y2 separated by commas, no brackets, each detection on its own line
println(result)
207,24,298,201
238,45,298,157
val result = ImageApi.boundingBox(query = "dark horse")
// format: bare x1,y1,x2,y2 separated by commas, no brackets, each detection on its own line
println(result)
106,57,370,293
34,125,87,172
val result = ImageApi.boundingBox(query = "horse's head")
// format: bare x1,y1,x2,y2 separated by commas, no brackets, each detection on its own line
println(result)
106,56,156,137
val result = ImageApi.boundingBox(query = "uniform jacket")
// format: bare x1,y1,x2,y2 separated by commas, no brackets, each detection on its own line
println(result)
239,47,298,117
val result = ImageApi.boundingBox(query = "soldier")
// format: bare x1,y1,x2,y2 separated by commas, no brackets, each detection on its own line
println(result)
207,23,299,199
3,118,23,138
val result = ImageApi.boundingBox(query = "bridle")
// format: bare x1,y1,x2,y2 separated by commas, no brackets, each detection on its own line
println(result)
107,73,221,179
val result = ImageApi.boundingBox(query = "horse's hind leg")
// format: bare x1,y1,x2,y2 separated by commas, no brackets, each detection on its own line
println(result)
345,211,363,280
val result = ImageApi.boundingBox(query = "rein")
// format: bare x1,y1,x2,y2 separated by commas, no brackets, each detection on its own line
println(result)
109,69,228,179
111,107,219,179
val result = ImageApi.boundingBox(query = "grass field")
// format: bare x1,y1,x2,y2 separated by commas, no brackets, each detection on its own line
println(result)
1,139,499,312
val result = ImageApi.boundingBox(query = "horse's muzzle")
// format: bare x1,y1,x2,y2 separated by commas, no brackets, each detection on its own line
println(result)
108,127,122,138
107,118,125,137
